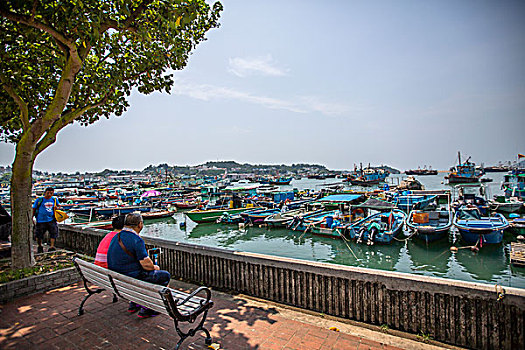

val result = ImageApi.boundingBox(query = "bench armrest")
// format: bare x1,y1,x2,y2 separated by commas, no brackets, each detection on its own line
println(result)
177,286,212,306
160,286,213,323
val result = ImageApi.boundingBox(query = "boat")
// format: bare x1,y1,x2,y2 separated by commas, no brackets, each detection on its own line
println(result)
141,209,177,220
67,220,113,230
406,209,452,243
489,197,523,214
344,209,407,245
264,207,323,227
445,152,484,184
508,214,525,236
405,167,438,175
172,199,208,209
453,206,509,245
240,208,280,224
268,177,292,185
394,194,437,212
68,204,152,218
346,164,389,187
396,176,425,191
451,184,490,216
186,206,262,224
288,210,340,232
502,168,525,201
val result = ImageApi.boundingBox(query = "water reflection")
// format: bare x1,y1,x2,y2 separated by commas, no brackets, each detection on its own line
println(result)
137,175,525,289
406,239,453,277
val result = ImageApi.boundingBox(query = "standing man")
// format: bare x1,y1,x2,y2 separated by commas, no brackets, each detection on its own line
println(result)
107,213,170,318
32,187,60,253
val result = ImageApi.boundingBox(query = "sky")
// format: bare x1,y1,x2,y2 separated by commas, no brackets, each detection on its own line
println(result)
1,0,524,173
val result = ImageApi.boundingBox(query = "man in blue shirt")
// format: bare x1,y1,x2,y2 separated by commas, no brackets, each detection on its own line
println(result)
32,187,60,253
107,213,170,318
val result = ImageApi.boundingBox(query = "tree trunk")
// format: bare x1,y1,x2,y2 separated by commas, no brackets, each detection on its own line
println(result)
10,140,35,269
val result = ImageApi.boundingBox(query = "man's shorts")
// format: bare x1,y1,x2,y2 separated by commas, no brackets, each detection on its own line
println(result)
35,221,59,239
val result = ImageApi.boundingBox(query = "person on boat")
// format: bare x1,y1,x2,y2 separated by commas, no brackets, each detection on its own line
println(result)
94,215,126,268
32,187,61,253
107,213,170,318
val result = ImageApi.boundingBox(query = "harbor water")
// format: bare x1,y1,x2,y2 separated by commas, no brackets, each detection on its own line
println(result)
141,173,525,289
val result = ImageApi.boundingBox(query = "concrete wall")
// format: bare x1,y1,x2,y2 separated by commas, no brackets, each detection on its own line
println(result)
0,267,80,304
58,225,525,349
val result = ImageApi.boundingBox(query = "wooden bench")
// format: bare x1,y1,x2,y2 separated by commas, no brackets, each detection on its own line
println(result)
72,257,213,349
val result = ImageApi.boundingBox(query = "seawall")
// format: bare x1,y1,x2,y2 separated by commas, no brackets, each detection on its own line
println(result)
58,225,525,349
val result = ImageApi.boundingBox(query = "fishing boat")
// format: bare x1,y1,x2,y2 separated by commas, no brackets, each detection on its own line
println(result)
451,184,490,216
172,199,208,209
264,207,323,227
344,209,407,245
269,177,293,185
68,205,152,218
186,206,262,224
288,210,339,232
453,206,509,245
141,209,177,220
67,220,113,230
489,197,523,214
346,164,389,187
508,214,525,236
445,152,484,184
394,194,437,212
240,208,280,224
216,212,245,224
502,168,525,201
396,176,425,191
405,167,438,175
406,209,452,243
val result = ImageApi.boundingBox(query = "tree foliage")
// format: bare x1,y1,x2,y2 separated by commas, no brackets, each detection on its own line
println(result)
0,0,222,148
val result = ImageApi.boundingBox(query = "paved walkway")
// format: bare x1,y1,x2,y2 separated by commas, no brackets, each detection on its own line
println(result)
0,280,453,350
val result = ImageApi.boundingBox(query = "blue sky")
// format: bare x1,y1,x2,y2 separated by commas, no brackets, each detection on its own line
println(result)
1,0,524,172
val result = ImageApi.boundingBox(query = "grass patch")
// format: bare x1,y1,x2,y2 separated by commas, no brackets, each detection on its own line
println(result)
0,251,79,283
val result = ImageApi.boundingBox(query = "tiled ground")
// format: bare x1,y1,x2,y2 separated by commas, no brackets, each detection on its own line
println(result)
0,280,449,350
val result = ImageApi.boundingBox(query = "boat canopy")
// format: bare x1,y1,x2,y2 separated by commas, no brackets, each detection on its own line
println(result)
319,194,363,202
354,197,396,210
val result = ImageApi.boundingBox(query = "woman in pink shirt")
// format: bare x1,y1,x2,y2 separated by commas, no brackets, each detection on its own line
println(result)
94,215,126,268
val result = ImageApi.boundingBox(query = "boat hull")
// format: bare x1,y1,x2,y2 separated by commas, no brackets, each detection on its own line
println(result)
186,207,260,223
457,228,505,245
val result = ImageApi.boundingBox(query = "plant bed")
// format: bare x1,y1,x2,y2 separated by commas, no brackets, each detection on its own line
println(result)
0,250,90,303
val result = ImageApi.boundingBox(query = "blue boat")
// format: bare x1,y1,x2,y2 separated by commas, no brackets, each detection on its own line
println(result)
406,209,452,243
393,194,437,212
269,177,293,185
453,206,509,245
287,210,339,232
445,152,484,184
345,209,407,245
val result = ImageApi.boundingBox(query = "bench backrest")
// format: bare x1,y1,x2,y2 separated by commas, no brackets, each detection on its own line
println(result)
73,257,207,318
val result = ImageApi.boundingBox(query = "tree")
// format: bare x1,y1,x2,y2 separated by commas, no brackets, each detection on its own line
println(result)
0,0,222,268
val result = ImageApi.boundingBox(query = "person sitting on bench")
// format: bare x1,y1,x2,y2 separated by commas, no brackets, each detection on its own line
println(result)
107,213,170,318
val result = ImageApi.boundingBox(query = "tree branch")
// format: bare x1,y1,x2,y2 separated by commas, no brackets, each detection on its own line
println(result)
33,95,109,158
0,8,75,52
0,74,30,131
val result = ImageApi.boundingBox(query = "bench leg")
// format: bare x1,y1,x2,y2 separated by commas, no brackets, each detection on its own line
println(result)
112,294,118,303
78,280,104,316
172,309,212,350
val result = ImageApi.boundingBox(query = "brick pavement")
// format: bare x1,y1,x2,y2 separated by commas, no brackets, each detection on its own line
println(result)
0,280,451,350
